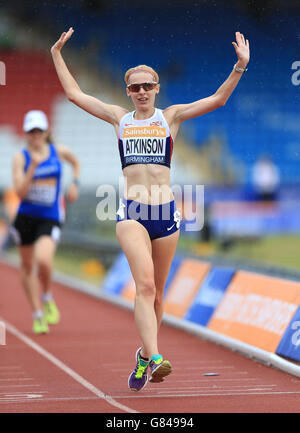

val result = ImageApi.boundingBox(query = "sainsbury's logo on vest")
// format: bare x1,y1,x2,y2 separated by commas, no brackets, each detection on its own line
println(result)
123,126,166,138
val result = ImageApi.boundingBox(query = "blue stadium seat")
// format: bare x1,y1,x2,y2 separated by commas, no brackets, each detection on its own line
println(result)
37,1,300,184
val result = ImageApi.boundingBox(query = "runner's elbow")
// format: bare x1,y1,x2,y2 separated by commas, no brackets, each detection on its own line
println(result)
66,89,81,103
67,92,76,102
214,95,226,107
14,186,26,200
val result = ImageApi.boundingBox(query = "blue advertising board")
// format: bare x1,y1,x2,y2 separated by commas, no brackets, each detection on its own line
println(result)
163,255,183,298
101,252,131,295
184,267,235,326
276,306,300,362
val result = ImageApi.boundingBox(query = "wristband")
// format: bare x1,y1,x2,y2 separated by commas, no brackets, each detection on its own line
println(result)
233,63,248,73
72,178,80,186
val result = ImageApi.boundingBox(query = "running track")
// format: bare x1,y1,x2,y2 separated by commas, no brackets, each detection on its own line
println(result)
0,261,300,413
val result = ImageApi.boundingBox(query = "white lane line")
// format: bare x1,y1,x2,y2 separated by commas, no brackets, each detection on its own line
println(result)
0,395,101,404
0,378,33,381
2,389,298,404
121,369,251,380
2,391,48,394
113,366,233,372
108,391,300,399
0,366,22,369
0,392,46,402
0,384,41,388
180,366,235,370
156,391,300,397
141,384,278,391
174,360,226,364
173,378,259,383
170,370,250,377
247,388,275,391
1,318,138,414
104,360,228,368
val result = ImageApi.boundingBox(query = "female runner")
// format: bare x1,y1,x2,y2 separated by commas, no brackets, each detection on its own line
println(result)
51,29,249,390
12,110,80,334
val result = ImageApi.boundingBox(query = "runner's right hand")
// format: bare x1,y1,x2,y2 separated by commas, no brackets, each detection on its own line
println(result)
51,27,74,52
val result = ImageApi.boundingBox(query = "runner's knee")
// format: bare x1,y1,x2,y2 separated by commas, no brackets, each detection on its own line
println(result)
36,256,52,275
21,261,34,275
136,277,156,299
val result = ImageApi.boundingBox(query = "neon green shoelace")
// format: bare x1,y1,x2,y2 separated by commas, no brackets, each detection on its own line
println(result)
135,360,149,379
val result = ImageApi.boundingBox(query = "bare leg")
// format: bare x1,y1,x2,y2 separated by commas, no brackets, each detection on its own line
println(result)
18,245,41,313
116,220,157,359
34,236,57,295
152,230,180,332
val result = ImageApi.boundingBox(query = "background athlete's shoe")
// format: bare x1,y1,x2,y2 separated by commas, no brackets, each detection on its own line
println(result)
43,300,60,325
128,347,149,392
32,317,49,334
149,354,172,383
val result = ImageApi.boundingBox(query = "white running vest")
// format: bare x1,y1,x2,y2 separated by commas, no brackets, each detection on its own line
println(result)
118,108,173,169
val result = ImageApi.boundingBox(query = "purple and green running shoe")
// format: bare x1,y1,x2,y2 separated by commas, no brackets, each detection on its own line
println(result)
149,354,172,383
128,347,149,392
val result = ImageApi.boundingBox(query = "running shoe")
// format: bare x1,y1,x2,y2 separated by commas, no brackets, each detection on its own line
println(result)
149,354,172,383
128,347,149,392
43,300,60,325
32,316,49,334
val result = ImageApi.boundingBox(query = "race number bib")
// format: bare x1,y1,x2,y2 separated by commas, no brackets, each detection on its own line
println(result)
27,178,57,206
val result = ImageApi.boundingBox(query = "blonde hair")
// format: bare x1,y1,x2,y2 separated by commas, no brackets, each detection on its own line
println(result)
124,65,159,84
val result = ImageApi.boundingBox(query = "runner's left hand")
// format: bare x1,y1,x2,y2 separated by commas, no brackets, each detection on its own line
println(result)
66,182,79,203
232,31,250,68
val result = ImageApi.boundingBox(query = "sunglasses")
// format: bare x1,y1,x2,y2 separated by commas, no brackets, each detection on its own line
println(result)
27,128,45,133
127,82,158,92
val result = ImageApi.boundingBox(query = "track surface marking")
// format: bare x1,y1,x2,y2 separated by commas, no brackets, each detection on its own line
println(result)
1,261,300,413
1,319,137,413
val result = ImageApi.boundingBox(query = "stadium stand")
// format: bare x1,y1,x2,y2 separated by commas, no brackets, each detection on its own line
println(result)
0,55,197,192
1,1,300,188
0,50,62,135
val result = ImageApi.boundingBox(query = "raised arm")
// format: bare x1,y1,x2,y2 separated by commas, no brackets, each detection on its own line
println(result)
166,32,250,125
50,28,126,127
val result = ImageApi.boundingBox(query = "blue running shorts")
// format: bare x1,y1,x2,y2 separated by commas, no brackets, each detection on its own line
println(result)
116,198,181,240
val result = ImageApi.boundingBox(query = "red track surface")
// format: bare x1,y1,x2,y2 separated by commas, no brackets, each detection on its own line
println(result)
1,261,300,413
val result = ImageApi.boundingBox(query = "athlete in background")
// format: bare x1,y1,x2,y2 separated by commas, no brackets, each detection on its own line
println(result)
51,28,249,390
11,110,80,334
